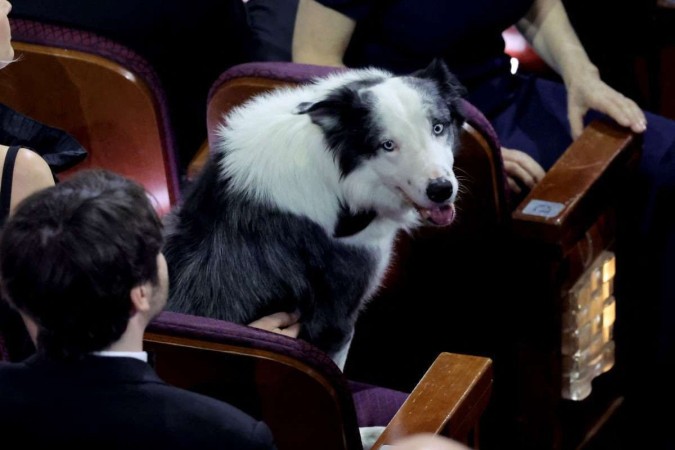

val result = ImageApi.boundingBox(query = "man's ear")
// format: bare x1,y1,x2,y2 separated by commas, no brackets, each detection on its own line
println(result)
130,284,151,314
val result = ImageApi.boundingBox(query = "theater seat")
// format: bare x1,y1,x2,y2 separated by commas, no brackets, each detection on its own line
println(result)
0,19,181,216
144,311,494,450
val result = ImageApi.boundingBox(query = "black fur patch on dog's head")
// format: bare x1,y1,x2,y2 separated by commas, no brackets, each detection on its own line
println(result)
296,77,386,177
407,58,467,125
296,60,466,178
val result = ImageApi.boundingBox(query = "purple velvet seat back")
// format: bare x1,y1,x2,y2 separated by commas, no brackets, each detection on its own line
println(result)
147,310,409,442
208,61,341,98
149,310,346,378
460,100,501,150
147,310,364,449
9,18,181,203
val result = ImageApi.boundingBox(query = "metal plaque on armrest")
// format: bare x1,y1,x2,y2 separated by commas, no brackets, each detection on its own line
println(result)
521,199,565,219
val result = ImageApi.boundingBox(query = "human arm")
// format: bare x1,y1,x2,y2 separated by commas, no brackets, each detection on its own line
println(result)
292,0,354,66
516,0,646,138
8,147,54,213
248,311,302,338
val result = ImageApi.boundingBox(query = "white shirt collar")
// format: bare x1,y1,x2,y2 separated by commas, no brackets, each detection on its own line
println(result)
91,351,148,363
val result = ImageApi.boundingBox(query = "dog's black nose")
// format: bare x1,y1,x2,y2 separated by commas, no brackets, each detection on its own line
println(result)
426,178,454,203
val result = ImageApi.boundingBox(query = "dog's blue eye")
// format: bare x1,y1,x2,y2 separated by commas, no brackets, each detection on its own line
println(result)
433,123,445,135
381,140,396,152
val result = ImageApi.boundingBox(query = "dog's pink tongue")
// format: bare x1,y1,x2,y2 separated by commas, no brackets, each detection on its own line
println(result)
428,204,455,226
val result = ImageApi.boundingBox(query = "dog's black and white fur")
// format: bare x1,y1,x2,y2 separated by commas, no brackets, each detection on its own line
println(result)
163,59,465,369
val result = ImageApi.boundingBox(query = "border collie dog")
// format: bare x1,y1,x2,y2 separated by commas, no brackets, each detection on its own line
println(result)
163,59,465,369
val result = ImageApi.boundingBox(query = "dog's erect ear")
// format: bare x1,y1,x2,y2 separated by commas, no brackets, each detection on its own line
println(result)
412,58,467,100
412,58,467,124
412,58,453,84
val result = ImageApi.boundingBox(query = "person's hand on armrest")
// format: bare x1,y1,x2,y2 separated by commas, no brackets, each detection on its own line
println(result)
501,147,546,194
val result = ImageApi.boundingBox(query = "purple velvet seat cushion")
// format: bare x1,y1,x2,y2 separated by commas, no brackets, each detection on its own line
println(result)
348,379,409,427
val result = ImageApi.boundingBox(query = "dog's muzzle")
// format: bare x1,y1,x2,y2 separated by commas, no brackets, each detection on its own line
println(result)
418,178,456,226
399,177,457,226
397,180,455,227
417,203,455,226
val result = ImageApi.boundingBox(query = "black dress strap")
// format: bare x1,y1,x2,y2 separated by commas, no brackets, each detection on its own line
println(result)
0,145,20,227
0,145,37,361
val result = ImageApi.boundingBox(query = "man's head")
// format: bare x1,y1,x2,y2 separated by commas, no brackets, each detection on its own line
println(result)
0,169,165,359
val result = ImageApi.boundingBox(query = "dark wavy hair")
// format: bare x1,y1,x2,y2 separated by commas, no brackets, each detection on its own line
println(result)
0,169,163,360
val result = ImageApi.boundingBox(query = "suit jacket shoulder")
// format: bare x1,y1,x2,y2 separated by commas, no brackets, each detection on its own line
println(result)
0,356,277,449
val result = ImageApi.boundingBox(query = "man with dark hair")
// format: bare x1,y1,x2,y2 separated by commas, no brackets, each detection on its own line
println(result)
0,169,276,449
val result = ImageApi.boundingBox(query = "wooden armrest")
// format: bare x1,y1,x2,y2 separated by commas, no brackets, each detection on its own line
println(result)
511,120,641,249
372,352,493,450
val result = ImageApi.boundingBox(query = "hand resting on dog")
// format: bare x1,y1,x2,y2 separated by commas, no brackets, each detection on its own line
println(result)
249,311,302,338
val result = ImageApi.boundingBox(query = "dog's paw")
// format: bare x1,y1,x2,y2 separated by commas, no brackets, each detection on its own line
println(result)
359,426,386,450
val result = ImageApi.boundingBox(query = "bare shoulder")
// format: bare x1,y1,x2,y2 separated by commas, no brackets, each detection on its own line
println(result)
0,145,55,211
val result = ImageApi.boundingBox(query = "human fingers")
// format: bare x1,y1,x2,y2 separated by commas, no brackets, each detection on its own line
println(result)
503,160,534,193
502,148,545,188
271,310,301,328
248,311,301,331
507,176,521,194
568,101,586,140
511,150,545,183
603,92,646,133
276,322,301,338
578,83,647,135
